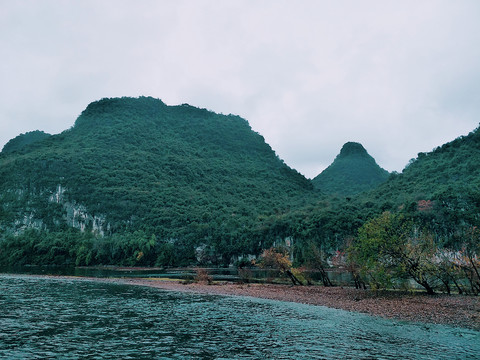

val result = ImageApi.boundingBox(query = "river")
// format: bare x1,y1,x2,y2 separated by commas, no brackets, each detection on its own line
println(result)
0,274,478,359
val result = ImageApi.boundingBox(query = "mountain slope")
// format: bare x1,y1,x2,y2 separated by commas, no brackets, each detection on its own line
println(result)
312,142,389,195
0,97,313,265
276,127,480,264
369,125,480,212
2,130,51,153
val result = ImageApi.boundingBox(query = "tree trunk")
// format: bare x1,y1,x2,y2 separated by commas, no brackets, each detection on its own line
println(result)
420,281,435,295
318,267,333,287
409,270,435,295
352,272,366,290
469,256,480,280
451,277,464,295
286,269,303,286
468,256,480,294
464,267,480,295
440,278,451,295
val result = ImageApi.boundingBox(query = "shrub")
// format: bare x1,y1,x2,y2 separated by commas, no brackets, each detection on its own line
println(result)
194,268,212,285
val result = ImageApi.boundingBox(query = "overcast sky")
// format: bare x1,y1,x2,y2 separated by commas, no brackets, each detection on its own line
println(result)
1,0,479,178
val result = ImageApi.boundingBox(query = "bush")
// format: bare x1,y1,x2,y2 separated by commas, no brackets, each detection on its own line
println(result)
194,268,212,284
238,268,253,283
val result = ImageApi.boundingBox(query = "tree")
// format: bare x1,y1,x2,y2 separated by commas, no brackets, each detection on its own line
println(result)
345,236,366,289
302,241,333,286
458,226,480,295
350,212,438,294
258,247,303,285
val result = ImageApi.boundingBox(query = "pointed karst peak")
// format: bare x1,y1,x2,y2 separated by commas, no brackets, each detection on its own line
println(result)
312,141,389,195
338,142,368,158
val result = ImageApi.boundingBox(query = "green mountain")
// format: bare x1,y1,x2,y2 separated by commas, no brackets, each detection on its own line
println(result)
0,97,312,266
365,125,480,237
1,96,478,269
372,126,480,203
275,130,480,263
312,142,389,195
2,130,51,153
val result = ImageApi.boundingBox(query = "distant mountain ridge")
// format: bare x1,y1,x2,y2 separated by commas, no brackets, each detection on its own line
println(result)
312,142,389,195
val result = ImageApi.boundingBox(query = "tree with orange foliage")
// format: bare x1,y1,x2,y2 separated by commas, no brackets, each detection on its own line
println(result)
258,247,303,285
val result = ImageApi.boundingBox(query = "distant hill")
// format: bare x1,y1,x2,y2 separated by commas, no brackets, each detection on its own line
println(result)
312,142,389,195
279,128,480,262
369,125,480,222
2,130,51,153
0,97,313,266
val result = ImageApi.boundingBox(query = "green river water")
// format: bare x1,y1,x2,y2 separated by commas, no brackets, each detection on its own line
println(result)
0,274,478,359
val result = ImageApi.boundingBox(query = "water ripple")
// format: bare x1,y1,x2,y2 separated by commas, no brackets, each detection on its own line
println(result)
0,275,479,359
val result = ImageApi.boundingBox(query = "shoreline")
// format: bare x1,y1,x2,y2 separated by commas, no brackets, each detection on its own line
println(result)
6,274,480,331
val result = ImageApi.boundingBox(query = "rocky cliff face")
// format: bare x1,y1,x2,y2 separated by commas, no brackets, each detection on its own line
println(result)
2,184,110,236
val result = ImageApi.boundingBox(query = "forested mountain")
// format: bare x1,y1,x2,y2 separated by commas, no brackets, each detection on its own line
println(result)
312,142,389,195
2,130,51,153
361,126,480,244
268,127,480,265
370,127,480,207
0,96,478,271
0,97,313,266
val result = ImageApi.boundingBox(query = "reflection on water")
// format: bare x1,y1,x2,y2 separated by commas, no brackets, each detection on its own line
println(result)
0,274,479,359
0,265,354,285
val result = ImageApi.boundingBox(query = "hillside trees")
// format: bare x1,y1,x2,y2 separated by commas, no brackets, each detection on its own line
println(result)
0,97,314,266
459,226,480,294
312,142,389,195
2,130,51,153
349,209,480,295
1,98,480,273
349,212,438,294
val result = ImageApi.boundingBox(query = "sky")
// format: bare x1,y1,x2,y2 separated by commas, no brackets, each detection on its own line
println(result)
1,0,480,179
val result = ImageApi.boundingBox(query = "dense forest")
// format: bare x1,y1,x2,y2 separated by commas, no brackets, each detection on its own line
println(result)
2,130,51,153
0,97,479,293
